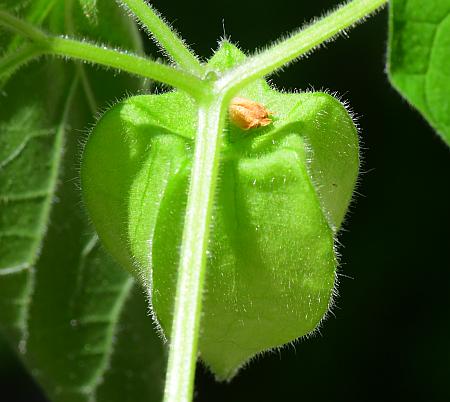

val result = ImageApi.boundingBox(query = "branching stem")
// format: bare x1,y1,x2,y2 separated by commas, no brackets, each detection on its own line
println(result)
164,1,388,402
216,0,388,93
0,1,389,402
0,10,206,98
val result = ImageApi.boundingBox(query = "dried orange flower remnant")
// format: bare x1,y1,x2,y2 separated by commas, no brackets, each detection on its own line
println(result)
229,97,272,130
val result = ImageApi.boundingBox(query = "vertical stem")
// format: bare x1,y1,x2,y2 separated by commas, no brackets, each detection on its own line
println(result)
163,93,227,402
65,0,98,113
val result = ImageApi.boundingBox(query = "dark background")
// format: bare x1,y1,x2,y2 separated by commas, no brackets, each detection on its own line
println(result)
1,1,449,401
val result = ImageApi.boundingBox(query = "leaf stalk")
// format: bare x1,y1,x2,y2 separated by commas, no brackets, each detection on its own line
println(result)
118,0,204,75
0,10,206,98
216,0,388,94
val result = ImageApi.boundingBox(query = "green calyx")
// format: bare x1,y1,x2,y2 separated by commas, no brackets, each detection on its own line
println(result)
81,42,359,379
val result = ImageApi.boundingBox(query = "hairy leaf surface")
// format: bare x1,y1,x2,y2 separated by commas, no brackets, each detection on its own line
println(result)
0,1,164,401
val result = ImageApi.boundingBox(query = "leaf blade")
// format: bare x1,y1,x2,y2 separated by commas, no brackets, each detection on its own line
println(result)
0,1,165,401
388,0,450,145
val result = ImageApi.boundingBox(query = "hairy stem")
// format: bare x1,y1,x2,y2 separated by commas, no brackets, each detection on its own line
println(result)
0,10,47,42
6,0,58,52
0,10,206,98
64,0,98,113
164,1,387,401
2,2,388,401
47,37,206,96
0,44,43,80
163,92,227,402
216,0,388,93
119,0,204,75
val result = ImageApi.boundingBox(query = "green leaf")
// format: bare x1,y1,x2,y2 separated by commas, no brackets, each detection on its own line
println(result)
82,42,359,380
0,1,164,401
388,0,450,146
78,0,98,23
